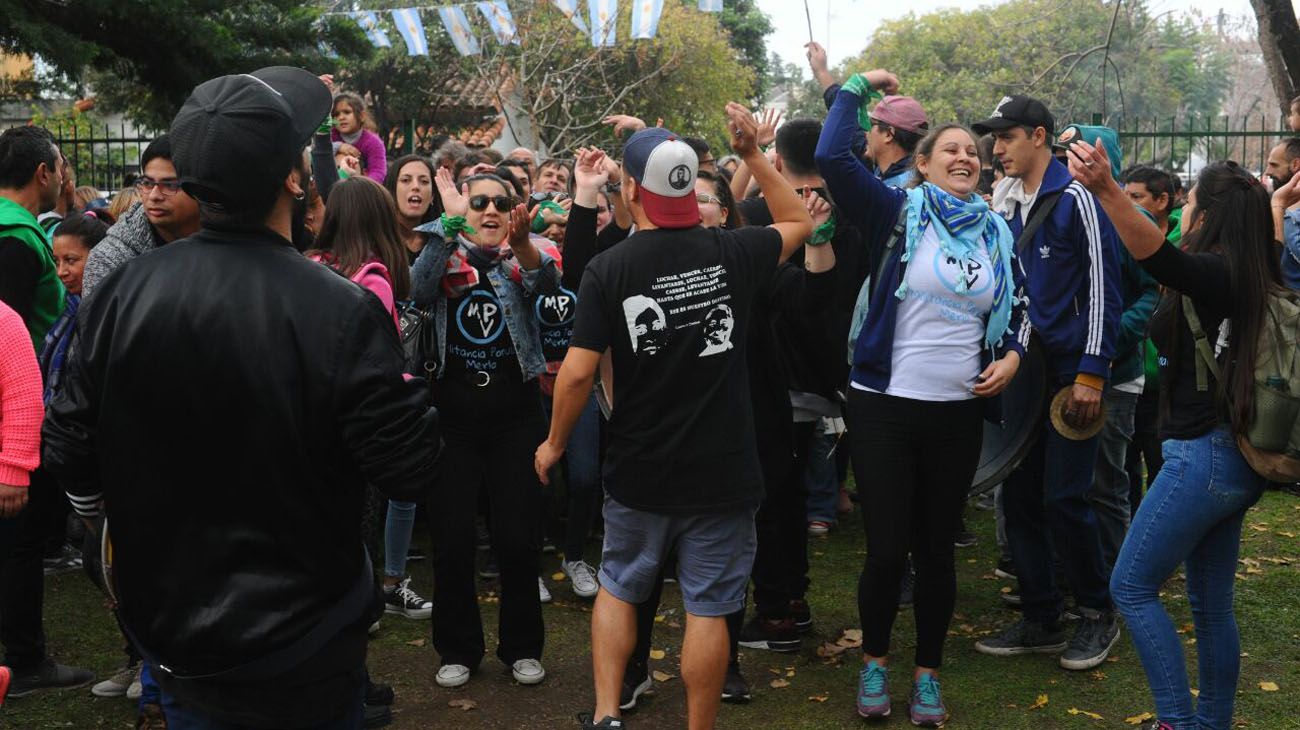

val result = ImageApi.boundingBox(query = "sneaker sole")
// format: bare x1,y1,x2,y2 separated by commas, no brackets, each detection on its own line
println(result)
857,704,891,719
571,585,599,599
910,711,947,727
993,568,1017,580
513,670,546,685
7,676,94,699
90,684,130,698
737,638,801,653
974,641,1067,657
720,689,752,704
435,673,470,689
620,675,653,711
1059,627,1121,671
794,620,813,634
384,605,432,620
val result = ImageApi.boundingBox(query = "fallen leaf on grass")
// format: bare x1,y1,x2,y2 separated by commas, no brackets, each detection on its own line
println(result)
1249,523,1269,532
836,629,863,649
786,669,796,678
1028,694,1049,710
652,670,675,682
1191,688,1200,697
816,642,847,658
1068,708,1104,720
654,614,665,623
649,649,666,660
1125,712,1154,724
1260,681,1279,692
808,694,829,702
1090,671,1106,680
769,678,790,689
551,572,566,581
405,638,426,647
1278,531,1297,538
448,699,477,711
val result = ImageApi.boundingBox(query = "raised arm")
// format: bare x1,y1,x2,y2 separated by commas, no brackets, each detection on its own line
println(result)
814,80,906,243
1066,139,1164,260
725,103,811,262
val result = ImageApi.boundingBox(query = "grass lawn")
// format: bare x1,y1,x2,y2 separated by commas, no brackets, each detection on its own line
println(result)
5,489,1298,729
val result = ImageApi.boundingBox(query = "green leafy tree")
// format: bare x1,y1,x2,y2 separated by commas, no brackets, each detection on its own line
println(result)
0,0,365,129
694,0,773,100
838,0,1232,129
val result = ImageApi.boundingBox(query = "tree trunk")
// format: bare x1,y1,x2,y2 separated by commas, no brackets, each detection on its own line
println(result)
1250,0,1300,115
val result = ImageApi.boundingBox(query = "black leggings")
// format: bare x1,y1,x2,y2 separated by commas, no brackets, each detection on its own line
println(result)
847,389,982,668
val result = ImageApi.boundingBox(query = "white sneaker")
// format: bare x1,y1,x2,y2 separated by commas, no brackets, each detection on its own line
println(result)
562,559,599,599
538,576,553,604
126,665,143,699
435,664,471,688
91,664,136,697
368,619,381,636
511,658,546,685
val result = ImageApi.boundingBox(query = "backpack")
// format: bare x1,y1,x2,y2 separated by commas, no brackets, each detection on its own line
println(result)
1184,291,1300,481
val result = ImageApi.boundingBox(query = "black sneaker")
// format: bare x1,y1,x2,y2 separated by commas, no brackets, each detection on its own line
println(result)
577,712,626,729
737,616,801,653
953,530,978,548
7,659,93,698
994,558,1018,581
620,662,652,711
542,536,557,554
42,544,82,576
974,619,1068,656
720,661,751,704
1000,589,1023,607
1059,609,1120,670
898,566,915,608
479,553,500,579
789,599,813,634
383,577,432,619
366,678,394,706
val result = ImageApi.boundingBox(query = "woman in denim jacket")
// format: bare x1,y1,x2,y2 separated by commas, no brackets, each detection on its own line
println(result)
409,169,561,690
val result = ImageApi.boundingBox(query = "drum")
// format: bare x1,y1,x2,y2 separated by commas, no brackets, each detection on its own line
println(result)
969,338,1048,495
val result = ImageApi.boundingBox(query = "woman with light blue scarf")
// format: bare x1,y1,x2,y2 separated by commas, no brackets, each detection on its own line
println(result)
816,79,1033,728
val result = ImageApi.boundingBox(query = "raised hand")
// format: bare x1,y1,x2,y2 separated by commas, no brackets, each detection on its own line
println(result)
435,167,468,218
805,42,828,74
574,147,611,192
725,102,760,158
755,108,782,148
1065,139,1117,196
602,114,648,139
508,203,532,248
864,69,900,95
1274,169,1300,211
804,186,832,227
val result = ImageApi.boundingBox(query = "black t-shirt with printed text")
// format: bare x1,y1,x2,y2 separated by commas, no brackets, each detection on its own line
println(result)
569,224,783,514
536,284,579,363
439,278,532,418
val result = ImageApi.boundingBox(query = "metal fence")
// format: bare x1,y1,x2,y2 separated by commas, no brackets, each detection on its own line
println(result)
1088,113,1292,180
48,121,159,195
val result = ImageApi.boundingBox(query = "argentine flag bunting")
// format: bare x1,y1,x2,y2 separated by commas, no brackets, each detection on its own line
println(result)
698,0,722,11
589,0,617,47
439,6,482,56
553,0,589,34
477,1,519,45
351,11,391,48
631,0,663,39
391,8,430,56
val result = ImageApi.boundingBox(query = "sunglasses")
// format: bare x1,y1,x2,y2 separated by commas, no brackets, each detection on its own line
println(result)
135,177,183,196
468,194,514,212
696,193,722,206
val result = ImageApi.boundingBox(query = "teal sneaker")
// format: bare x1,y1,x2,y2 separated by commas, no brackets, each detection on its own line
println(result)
856,660,890,718
909,673,947,727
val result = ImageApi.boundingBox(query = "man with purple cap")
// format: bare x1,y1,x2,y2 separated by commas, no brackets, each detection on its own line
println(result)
535,104,811,730
42,67,439,728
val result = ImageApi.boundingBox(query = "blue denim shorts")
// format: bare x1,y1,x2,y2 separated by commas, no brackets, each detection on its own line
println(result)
598,497,756,617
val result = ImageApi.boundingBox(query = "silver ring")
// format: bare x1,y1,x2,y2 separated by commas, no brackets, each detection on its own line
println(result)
1084,160,1095,167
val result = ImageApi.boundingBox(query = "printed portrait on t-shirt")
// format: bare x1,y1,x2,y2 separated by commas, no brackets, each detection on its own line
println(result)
623,295,669,355
699,303,735,357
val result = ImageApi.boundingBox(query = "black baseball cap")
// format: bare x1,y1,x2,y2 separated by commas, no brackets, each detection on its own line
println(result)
170,67,331,212
971,95,1055,137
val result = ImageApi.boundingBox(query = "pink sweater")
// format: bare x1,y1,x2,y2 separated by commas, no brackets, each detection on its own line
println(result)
0,300,43,487
331,128,388,184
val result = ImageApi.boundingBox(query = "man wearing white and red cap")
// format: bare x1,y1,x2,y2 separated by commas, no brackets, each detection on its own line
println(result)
535,104,811,730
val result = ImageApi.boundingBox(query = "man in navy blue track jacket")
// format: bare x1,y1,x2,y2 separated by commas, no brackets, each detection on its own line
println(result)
971,96,1124,672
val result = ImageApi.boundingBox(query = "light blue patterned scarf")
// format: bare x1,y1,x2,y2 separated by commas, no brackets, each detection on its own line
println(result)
896,183,1016,348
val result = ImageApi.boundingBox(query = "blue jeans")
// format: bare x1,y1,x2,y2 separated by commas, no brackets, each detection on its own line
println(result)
383,500,418,578
803,427,840,524
1004,403,1111,625
1088,387,1139,572
161,683,364,729
1110,428,1264,730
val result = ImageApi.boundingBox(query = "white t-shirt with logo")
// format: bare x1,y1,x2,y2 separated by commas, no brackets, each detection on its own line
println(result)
854,226,996,401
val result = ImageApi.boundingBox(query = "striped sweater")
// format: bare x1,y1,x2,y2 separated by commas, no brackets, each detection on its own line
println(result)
0,300,43,487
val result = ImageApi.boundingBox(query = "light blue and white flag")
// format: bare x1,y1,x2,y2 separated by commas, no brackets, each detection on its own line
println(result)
438,6,481,56
589,0,617,47
391,8,430,56
698,0,722,11
477,1,518,45
351,11,391,48
631,0,663,39
553,0,589,33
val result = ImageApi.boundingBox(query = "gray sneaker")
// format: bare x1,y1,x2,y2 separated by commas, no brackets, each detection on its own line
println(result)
7,660,93,698
1059,609,1120,670
974,618,1067,656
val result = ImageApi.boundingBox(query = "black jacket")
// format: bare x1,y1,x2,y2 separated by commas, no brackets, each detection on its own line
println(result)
42,225,438,723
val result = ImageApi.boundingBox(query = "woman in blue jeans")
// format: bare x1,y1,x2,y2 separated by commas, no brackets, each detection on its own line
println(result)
1068,148,1277,730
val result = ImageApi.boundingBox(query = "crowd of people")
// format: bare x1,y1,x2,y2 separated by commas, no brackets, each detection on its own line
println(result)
1,44,1300,730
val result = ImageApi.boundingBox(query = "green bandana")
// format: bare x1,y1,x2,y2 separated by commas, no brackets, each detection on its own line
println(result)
440,213,476,238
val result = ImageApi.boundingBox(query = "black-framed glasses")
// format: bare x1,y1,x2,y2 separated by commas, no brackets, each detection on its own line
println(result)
468,194,514,212
135,177,183,196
